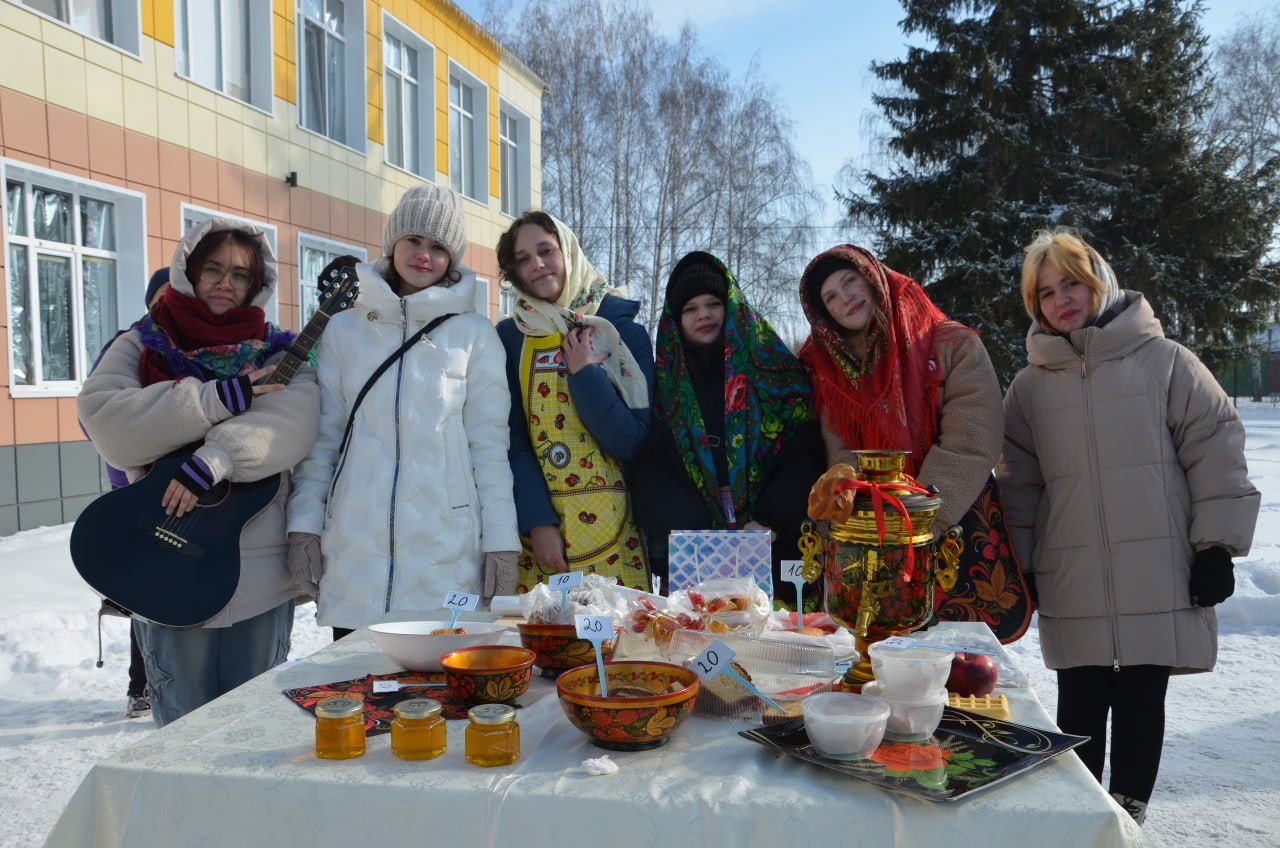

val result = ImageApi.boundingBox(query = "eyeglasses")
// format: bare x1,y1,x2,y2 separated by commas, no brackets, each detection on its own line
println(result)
198,262,255,291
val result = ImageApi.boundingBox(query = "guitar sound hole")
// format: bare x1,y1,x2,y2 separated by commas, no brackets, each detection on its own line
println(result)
198,482,232,508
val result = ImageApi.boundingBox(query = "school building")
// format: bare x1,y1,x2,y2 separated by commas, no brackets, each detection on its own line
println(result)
0,0,543,535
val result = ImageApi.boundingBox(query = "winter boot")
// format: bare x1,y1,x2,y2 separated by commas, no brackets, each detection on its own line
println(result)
1110,791,1148,826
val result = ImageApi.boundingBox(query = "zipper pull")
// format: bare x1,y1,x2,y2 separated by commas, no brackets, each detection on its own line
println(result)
1082,356,1088,379
1113,658,1120,672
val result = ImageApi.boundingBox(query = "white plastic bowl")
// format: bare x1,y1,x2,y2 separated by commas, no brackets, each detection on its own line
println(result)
369,621,510,672
861,680,948,741
867,640,954,698
801,691,890,761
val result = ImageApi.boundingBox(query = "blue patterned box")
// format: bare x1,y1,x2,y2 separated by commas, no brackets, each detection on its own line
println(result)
667,529,773,599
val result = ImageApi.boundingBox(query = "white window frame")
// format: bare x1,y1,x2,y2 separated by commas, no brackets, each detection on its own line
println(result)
174,0,273,114
381,12,435,179
179,203,279,324
498,281,517,317
4,160,146,397
298,233,366,327
8,0,142,57
474,275,490,321
448,62,488,203
296,0,366,152
498,99,532,218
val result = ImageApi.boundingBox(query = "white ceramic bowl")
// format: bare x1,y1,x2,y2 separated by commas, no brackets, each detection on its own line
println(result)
861,680,948,741
867,640,954,698
800,691,890,761
369,621,510,672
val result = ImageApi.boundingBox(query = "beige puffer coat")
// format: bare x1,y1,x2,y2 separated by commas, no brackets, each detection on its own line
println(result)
998,292,1258,673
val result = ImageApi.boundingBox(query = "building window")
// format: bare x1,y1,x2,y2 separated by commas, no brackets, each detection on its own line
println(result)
448,64,488,202
4,167,145,394
180,204,280,324
15,0,140,54
499,102,532,217
175,0,272,111
299,234,366,327
499,283,517,316
474,276,490,321
382,15,434,178
297,0,364,149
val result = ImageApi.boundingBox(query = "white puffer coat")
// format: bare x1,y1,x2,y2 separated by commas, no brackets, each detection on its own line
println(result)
287,261,520,628
998,292,1258,673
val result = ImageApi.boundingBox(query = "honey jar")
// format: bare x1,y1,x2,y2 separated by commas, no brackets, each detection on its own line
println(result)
391,698,447,760
465,703,519,767
314,697,366,760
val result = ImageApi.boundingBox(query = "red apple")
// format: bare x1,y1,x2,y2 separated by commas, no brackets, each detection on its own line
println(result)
946,652,999,696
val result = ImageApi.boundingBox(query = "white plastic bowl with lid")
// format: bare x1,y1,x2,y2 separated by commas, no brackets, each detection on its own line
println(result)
800,691,890,761
867,639,954,698
861,680,948,741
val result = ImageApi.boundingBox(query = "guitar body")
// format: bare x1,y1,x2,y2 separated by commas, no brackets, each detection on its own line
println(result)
71,451,281,627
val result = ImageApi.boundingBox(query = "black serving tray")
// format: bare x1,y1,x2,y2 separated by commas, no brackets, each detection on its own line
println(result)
739,707,1088,802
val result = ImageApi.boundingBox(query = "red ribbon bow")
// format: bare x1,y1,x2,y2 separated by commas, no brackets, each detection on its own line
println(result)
833,478,932,582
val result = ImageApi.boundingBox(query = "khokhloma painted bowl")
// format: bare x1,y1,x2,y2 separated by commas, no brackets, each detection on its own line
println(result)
440,645,535,705
556,661,699,751
518,621,619,676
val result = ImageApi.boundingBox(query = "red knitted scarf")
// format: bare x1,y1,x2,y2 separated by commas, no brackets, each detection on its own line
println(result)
798,246,960,476
139,285,268,386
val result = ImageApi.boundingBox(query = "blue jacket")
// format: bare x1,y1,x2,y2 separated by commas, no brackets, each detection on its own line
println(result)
497,294,655,533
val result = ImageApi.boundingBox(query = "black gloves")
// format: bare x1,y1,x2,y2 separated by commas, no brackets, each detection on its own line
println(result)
172,455,216,497
1189,546,1234,607
216,374,254,415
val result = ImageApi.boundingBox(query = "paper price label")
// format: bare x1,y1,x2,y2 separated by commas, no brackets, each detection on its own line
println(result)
442,592,479,612
781,560,807,582
548,571,583,590
574,614,612,640
690,639,737,681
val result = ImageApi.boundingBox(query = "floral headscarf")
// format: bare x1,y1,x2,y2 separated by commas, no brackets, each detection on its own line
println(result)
511,214,649,409
655,252,812,524
798,245,964,476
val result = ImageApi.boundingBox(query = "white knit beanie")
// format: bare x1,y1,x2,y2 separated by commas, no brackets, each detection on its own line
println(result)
382,184,467,260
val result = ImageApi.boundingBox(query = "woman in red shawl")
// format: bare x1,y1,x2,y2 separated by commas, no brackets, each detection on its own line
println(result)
78,218,319,726
798,245,1003,541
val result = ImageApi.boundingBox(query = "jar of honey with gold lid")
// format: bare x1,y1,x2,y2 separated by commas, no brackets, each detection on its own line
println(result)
391,698,447,760
314,697,366,760
465,703,519,767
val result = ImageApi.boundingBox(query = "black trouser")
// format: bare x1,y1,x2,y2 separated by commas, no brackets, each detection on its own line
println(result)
1056,664,1171,803
127,619,148,697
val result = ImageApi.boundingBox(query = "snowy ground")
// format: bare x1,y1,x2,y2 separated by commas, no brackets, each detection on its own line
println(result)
3,404,1279,847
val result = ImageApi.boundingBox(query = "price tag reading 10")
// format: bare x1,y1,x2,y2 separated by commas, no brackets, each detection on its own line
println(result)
548,571,583,590
691,639,737,682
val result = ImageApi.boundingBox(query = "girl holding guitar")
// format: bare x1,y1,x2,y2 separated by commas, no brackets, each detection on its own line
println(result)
77,219,319,726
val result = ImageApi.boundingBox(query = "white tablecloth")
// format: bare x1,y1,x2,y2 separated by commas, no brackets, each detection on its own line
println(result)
46,629,1147,847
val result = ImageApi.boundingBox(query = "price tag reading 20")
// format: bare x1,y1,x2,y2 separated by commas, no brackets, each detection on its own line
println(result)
442,592,480,613
574,614,612,639
691,639,737,681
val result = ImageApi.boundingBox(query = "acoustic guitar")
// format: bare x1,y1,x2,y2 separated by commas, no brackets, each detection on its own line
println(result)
70,266,358,627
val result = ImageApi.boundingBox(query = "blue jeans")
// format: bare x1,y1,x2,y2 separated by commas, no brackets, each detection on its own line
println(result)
136,601,294,727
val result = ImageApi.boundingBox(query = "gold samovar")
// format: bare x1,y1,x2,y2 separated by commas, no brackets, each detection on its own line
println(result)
800,450,963,688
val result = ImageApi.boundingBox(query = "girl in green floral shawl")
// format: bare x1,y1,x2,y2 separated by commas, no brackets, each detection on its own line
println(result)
629,252,825,605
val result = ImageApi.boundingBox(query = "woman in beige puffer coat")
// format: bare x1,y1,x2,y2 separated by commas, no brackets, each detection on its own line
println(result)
997,228,1259,826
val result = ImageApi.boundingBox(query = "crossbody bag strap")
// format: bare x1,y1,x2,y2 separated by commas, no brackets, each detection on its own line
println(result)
329,313,457,498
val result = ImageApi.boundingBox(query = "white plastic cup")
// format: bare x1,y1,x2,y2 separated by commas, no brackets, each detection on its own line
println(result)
800,691,890,761
867,640,953,698
861,680,948,741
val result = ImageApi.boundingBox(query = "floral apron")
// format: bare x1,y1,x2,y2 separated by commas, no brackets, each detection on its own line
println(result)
515,333,649,591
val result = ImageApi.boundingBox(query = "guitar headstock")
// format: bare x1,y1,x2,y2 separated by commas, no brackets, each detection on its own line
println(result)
315,262,359,318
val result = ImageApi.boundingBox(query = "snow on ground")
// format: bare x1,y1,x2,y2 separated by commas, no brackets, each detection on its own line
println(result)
3,403,1279,846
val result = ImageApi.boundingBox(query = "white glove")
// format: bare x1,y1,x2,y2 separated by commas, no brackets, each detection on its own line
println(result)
287,532,323,596
483,551,520,600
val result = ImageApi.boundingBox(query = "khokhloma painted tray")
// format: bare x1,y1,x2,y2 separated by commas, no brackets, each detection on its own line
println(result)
739,707,1088,802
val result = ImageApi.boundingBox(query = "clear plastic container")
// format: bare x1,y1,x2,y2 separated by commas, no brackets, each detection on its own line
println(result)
801,691,889,760
663,629,841,721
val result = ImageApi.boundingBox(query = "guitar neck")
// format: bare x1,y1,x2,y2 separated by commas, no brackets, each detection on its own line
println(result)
265,311,332,386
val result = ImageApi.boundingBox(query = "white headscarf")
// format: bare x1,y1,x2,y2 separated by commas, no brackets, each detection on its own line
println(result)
511,215,649,409
1087,247,1125,324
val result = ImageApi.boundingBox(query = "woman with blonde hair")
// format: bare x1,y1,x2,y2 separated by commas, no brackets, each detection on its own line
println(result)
998,227,1259,824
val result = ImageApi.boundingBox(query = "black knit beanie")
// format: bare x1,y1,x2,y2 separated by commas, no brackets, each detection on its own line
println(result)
145,267,170,308
667,261,727,315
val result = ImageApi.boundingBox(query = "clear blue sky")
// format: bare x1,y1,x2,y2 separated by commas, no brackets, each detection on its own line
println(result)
458,0,1270,234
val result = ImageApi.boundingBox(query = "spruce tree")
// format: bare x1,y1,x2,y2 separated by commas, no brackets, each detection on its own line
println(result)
843,0,1279,384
